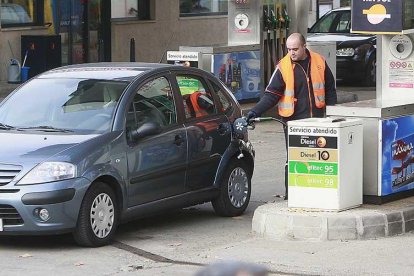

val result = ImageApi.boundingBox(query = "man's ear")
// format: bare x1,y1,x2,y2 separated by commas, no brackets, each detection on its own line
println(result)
303,44,307,49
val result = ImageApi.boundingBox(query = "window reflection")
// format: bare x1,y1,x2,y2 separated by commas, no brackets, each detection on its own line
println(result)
0,0,36,26
180,0,227,16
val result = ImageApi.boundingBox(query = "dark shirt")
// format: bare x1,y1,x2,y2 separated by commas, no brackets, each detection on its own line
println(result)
251,50,337,121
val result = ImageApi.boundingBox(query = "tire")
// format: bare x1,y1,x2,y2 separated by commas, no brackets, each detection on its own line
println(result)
212,159,252,217
363,56,376,87
73,182,118,247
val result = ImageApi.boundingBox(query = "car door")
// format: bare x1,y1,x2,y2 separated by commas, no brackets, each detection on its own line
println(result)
173,73,231,191
126,75,187,206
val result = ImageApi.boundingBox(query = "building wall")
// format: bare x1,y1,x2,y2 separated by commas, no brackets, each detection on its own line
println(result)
111,0,228,63
0,27,49,81
1,1,333,80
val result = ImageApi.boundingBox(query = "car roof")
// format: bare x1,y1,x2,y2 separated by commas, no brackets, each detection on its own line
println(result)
37,62,182,81
329,7,350,12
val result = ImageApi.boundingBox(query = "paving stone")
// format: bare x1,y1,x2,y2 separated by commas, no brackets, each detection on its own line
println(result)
360,215,386,239
388,222,403,236
385,212,403,236
289,215,323,240
361,214,385,227
264,214,289,239
404,220,414,233
360,225,386,239
292,226,322,240
327,228,357,240
402,208,414,233
386,212,403,223
327,216,357,240
402,208,414,221
251,210,266,235
328,216,356,229
291,215,322,228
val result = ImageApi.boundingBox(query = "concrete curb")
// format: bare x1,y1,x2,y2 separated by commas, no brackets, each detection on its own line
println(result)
252,201,414,241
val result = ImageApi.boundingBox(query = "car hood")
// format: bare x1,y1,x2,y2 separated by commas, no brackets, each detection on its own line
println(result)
307,33,374,47
0,131,99,164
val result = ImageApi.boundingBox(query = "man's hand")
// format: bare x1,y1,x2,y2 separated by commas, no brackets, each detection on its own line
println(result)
246,111,257,123
246,110,257,122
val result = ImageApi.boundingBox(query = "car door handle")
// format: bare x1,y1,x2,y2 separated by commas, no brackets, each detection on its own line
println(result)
217,123,227,135
173,135,185,146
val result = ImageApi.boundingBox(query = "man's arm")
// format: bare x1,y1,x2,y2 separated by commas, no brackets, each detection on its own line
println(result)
250,69,285,116
324,61,337,106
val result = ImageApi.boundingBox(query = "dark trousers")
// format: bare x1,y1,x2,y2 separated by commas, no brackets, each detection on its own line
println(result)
283,125,288,197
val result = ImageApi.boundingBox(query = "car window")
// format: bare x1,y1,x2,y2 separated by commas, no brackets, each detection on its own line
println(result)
210,81,233,114
176,75,217,119
310,11,337,33
310,11,351,33
126,77,177,130
336,11,351,33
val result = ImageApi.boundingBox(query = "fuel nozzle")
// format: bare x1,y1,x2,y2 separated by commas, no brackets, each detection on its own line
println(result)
283,9,290,30
270,9,279,30
263,7,272,31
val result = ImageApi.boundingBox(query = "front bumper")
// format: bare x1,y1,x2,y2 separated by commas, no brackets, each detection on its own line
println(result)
0,177,91,235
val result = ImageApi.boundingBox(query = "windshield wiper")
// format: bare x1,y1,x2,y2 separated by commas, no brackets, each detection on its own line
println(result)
0,123,15,130
18,125,74,133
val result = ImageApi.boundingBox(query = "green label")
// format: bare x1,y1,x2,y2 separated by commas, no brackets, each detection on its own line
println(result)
288,174,338,189
177,78,199,95
289,161,338,175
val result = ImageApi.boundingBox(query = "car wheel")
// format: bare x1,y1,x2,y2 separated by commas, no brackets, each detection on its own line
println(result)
212,159,251,217
73,182,118,247
364,56,376,87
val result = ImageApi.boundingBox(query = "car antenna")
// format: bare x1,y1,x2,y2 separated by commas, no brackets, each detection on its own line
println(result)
158,31,177,63
8,40,16,58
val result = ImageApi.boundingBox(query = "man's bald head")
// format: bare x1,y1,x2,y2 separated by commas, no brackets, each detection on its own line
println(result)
287,33,306,45
286,33,307,61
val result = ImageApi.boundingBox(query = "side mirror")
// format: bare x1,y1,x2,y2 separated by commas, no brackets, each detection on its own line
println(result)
128,122,162,141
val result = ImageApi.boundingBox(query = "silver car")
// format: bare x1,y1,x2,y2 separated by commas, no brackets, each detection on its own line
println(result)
0,63,254,247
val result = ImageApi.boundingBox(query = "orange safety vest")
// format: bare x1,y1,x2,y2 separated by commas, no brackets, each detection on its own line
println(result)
277,50,326,117
189,92,209,118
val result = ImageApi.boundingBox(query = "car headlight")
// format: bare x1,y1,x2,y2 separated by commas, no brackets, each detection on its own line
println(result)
17,162,77,185
336,48,355,57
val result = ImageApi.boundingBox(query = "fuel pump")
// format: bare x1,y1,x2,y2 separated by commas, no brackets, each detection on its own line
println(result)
268,7,276,71
270,9,279,65
263,6,271,82
282,7,291,56
177,0,292,102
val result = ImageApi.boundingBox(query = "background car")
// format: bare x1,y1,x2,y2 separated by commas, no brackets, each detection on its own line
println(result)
307,7,376,86
0,63,254,247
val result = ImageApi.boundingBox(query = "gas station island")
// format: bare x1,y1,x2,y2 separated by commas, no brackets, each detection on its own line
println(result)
253,0,414,241
168,0,414,209
327,0,414,204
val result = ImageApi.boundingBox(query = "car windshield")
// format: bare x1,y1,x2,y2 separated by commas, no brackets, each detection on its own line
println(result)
0,78,129,134
309,10,351,33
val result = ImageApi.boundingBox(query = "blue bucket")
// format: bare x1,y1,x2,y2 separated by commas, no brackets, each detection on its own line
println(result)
21,67,30,82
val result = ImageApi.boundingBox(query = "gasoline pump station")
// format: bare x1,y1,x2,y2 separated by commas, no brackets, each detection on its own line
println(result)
168,1,414,210
327,0,414,204
168,1,335,103
169,0,292,102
